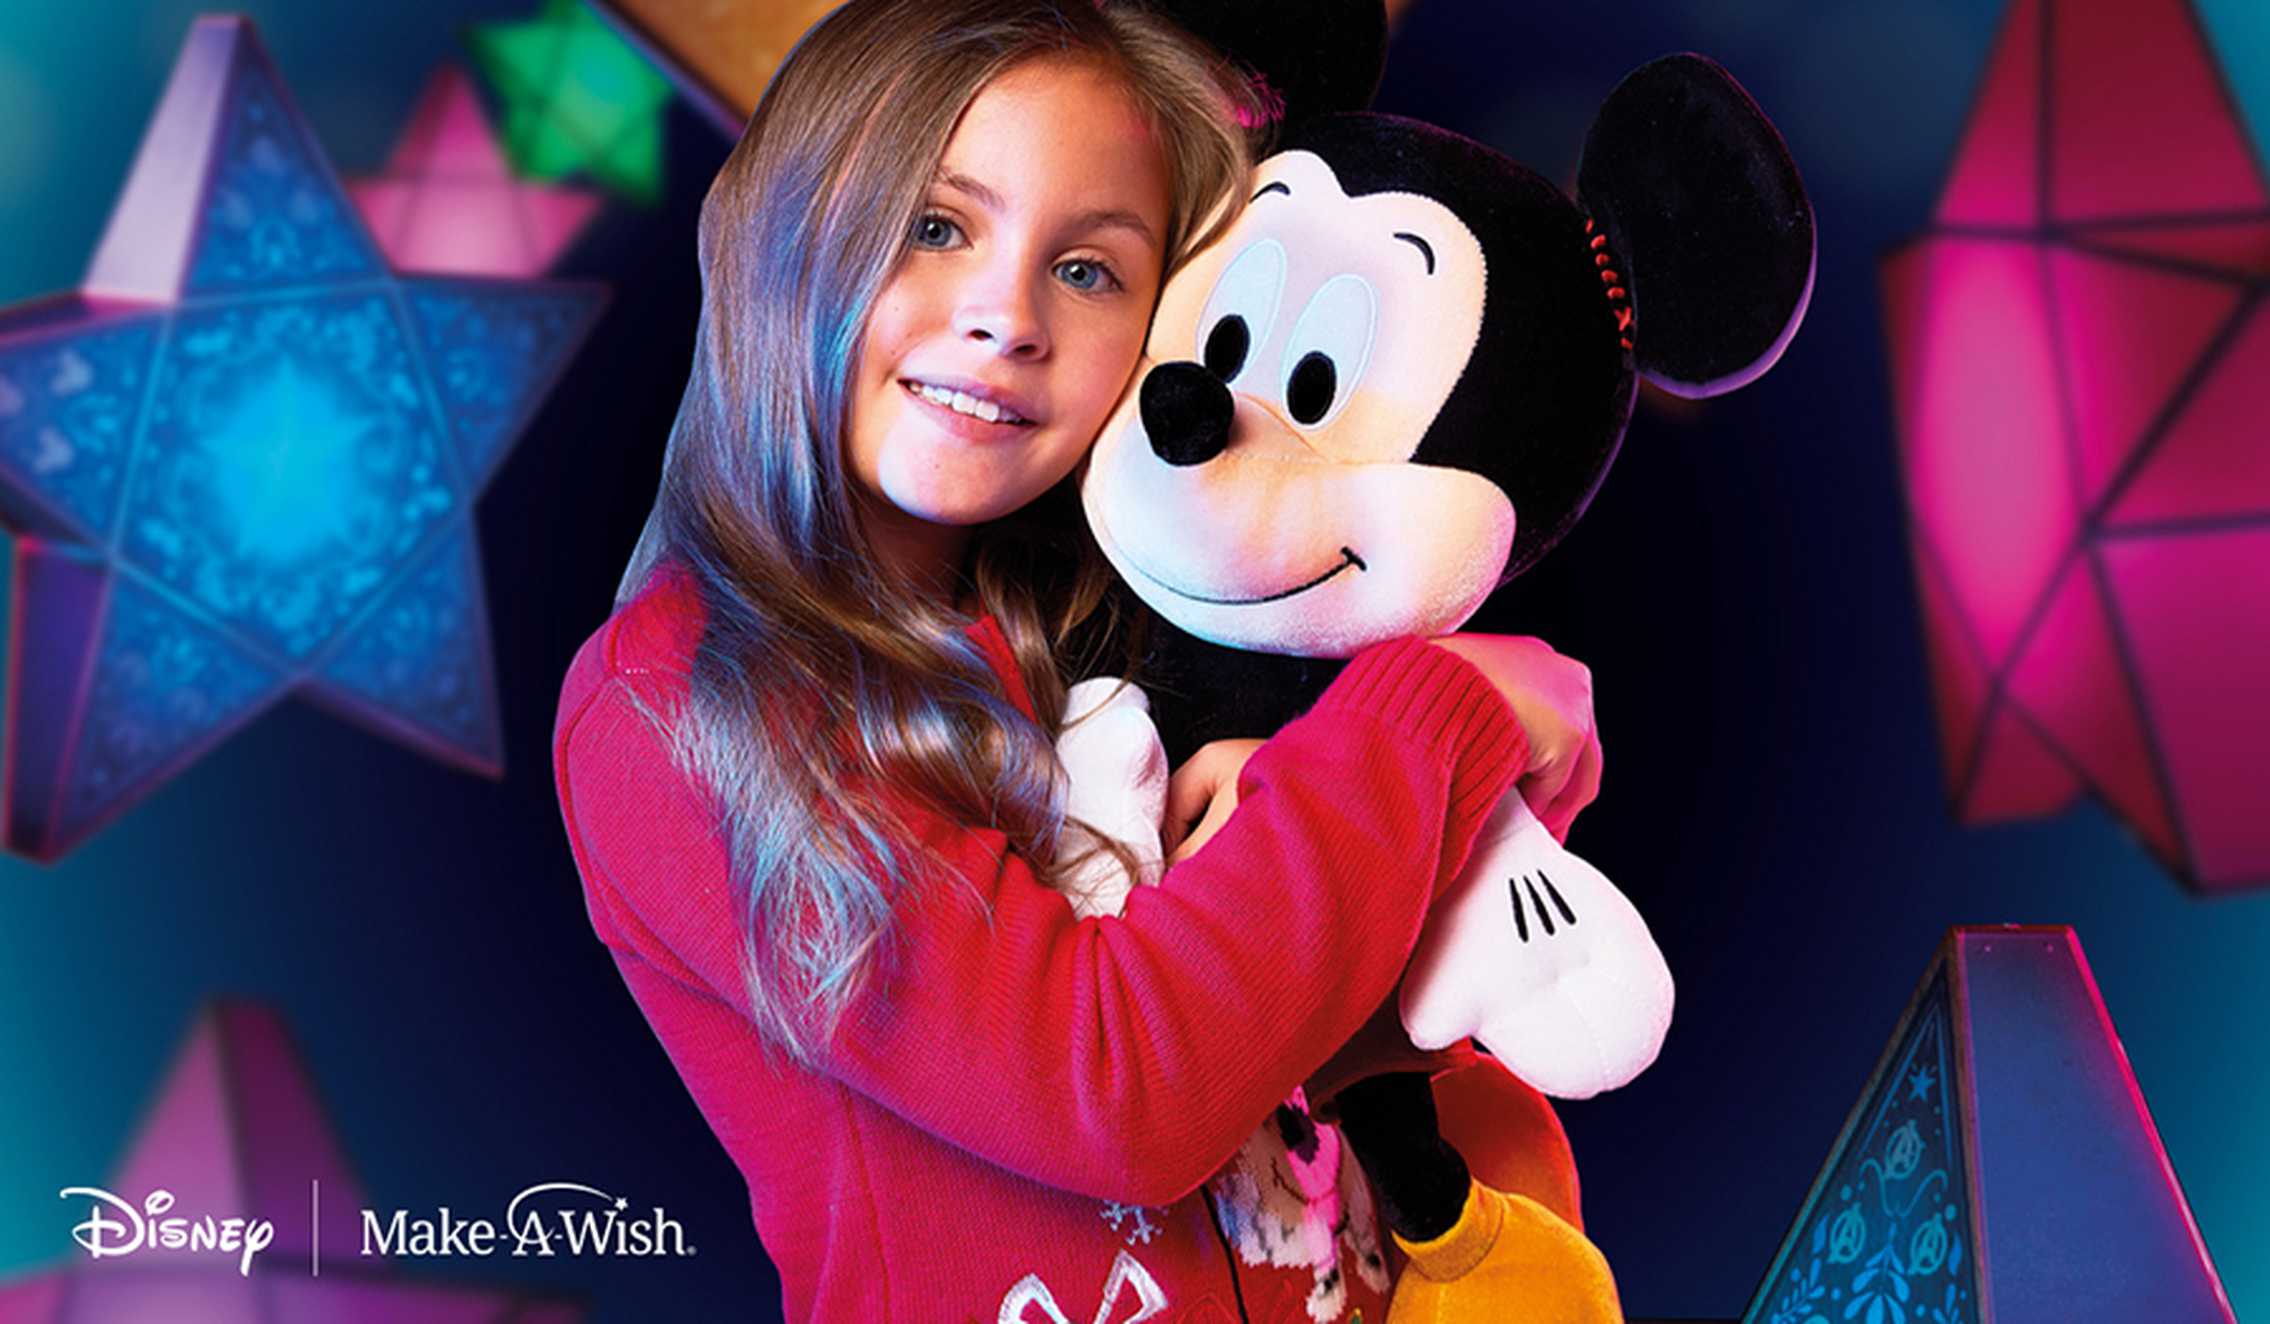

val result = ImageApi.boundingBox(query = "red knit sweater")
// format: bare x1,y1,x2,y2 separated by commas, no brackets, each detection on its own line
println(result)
551,567,1529,1323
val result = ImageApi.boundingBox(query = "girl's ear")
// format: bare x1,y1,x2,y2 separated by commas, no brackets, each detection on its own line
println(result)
1575,54,1816,399
1139,0,1388,122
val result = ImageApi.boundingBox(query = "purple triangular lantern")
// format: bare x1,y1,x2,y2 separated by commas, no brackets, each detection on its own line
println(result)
108,1003,369,1265
0,1000,584,1322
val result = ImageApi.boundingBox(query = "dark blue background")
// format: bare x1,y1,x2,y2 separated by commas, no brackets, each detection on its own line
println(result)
1,2,2264,1319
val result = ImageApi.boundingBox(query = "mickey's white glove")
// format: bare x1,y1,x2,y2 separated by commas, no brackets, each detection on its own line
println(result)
1399,792,1674,1099
1052,678,1170,920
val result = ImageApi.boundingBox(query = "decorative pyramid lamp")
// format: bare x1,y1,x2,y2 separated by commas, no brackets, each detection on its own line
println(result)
1880,0,2270,892
1742,927,2232,1324
0,1001,580,1322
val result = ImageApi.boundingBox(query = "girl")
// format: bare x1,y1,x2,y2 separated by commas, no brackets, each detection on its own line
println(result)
552,0,1601,1318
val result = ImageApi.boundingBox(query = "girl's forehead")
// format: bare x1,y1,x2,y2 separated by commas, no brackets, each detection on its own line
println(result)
947,58,1158,167
937,58,1170,234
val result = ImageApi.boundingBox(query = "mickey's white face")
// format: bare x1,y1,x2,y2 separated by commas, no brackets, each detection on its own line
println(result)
1083,150,1514,657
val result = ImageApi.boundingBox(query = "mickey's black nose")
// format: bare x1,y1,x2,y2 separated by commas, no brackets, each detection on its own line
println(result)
1141,361,1233,466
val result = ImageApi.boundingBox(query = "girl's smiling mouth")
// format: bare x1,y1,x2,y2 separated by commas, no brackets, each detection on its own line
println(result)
899,377,1038,428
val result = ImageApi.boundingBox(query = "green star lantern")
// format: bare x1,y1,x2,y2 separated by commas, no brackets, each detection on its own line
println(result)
468,0,673,205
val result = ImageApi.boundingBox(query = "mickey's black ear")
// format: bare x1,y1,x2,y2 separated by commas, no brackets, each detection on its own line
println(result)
1576,54,1814,398
1138,0,1387,121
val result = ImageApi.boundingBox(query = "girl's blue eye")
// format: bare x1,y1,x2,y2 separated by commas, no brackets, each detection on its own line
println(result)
1055,259,1117,293
911,215,962,249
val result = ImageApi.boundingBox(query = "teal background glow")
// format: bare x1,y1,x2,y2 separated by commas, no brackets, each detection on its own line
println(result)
1,2,2265,1320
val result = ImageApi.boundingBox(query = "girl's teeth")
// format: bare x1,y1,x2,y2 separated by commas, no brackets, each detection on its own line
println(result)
914,382,1021,424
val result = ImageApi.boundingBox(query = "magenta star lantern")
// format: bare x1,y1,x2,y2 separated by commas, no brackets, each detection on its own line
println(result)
1881,0,2270,892
0,1001,582,1323
349,66,603,278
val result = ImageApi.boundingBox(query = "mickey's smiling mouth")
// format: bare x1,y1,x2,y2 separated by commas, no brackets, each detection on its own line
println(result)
1131,545,1367,606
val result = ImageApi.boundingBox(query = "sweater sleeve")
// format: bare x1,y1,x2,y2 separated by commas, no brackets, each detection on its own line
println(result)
556,635,1524,1208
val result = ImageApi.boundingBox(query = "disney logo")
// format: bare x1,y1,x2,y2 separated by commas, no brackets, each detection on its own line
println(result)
58,1186,275,1277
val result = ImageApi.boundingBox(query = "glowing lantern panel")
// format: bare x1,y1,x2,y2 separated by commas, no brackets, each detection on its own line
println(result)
1744,927,2232,1324
1881,0,2270,891
0,17,605,859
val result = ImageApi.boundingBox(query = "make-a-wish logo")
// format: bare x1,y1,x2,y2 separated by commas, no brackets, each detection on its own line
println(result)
58,1187,275,1277
361,1183,695,1259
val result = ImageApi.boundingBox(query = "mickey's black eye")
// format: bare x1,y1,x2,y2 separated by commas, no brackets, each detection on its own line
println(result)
1278,273,1375,430
1196,239,1285,383
1203,316,1250,380
1287,352,1337,424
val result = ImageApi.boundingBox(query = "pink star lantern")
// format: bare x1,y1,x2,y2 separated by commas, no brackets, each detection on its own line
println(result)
349,66,602,277
1881,0,2270,893
0,1001,582,1322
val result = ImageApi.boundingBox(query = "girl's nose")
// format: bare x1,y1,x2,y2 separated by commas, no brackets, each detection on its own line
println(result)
953,275,1048,359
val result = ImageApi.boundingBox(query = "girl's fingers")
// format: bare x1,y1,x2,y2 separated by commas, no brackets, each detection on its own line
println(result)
1530,725,1604,842
1162,739,1262,865
1168,787,1238,865
1163,743,1229,831
1159,805,1190,858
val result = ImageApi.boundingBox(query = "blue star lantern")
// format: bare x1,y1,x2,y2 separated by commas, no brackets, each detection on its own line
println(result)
0,17,606,860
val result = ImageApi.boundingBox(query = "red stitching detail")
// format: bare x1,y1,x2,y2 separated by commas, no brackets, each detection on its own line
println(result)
1585,214,1634,353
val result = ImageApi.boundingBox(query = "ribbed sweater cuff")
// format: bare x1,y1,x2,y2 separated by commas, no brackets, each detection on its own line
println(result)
1312,637,1528,836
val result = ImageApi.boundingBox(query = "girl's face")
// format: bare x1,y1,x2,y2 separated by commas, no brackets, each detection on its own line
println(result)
846,56,1173,577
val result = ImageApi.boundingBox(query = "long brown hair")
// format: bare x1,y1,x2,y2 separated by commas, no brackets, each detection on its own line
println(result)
618,0,1262,1064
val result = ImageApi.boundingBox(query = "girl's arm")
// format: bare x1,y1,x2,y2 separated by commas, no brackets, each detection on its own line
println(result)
557,636,1523,1207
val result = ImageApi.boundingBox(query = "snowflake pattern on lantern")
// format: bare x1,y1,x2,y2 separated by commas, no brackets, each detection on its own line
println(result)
1753,970,1977,1324
186,65,381,294
129,291,458,661
0,321,156,535
0,16,604,858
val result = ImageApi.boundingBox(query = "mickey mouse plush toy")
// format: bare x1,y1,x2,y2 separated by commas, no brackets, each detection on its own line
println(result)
1056,9,1814,1319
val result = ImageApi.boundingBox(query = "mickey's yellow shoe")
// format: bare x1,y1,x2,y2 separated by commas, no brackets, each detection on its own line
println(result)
1385,1179,1622,1323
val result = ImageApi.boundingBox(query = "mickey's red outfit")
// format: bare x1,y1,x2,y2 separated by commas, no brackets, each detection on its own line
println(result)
552,566,1582,1323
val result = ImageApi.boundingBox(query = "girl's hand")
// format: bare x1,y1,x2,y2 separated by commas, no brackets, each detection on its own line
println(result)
1426,634,1603,838
1163,739,1265,864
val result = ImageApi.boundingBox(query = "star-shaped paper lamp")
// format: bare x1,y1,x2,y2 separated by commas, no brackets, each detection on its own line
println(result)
349,66,603,277
0,16,605,860
0,1001,583,1322
1742,928,2233,1324
468,0,674,205
589,0,841,134
1881,0,2270,893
